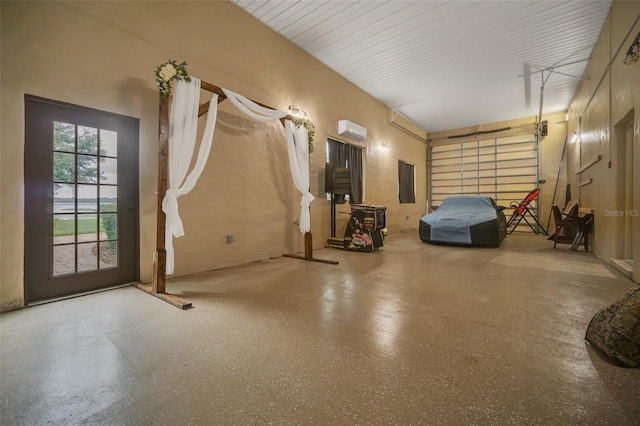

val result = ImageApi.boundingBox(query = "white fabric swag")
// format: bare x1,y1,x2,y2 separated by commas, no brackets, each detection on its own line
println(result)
161,82,314,275
285,120,314,233
162,78,218,275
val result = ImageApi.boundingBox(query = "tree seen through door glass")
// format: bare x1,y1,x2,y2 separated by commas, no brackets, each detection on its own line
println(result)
77,126,98,155
51,122,120,275
53,152,75,183
53,121,75,152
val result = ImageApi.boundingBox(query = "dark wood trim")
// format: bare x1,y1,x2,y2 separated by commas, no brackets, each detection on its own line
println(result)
152,95,169,294
134,282,192,309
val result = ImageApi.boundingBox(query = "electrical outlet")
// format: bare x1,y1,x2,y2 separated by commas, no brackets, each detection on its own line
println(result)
226,235,233,244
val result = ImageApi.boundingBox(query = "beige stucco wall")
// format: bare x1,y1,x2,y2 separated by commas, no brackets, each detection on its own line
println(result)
0,1,427,310
566,0,640,281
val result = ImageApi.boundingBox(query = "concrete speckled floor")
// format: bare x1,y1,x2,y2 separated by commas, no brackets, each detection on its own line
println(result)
1,232,639,425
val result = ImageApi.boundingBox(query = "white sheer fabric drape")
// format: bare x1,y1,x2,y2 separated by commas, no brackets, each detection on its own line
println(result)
222,88,314,233
162,78,218,275
162,84,313,274
284,120,314,233
222,88,286,122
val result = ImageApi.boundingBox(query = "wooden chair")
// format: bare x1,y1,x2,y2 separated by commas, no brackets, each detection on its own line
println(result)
551,204,587,250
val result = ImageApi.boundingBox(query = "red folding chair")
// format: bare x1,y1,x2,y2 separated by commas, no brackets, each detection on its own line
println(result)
506,189,548,235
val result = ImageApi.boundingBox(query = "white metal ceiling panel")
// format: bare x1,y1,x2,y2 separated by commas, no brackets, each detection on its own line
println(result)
232,0,613,133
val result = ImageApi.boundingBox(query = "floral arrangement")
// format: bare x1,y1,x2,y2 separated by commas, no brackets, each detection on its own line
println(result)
291,117,316,153
155,60,191,99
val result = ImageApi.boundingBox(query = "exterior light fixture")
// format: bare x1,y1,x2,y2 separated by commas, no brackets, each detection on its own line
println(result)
287,105,308,120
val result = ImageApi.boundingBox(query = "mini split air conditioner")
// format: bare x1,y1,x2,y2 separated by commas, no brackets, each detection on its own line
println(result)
338,120,367,142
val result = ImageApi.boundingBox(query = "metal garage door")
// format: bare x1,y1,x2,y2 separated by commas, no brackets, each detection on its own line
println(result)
429,135,540,233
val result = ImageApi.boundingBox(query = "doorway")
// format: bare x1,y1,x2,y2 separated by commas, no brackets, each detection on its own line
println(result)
611,111,635,278
24,96,139,303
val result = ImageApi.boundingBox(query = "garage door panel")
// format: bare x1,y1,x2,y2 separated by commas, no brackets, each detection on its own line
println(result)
429,135,540,232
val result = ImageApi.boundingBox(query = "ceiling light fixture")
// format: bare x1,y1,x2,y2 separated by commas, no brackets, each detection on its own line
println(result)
623,31,640,65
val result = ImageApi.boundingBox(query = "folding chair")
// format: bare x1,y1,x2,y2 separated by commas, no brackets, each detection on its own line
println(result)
506,189,548,235
548,204,593,251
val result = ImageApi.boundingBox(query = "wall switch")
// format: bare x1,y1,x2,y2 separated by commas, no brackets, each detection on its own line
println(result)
226,235,233,244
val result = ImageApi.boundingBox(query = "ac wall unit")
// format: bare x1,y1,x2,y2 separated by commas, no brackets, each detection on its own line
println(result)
338,120,367,142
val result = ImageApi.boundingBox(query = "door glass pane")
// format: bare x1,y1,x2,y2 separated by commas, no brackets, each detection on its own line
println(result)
77,242,97,272
77,126,98,155
99,241,117,269
99,213,117,241
54,184,75,213
77,185,97,212
53,121,75,152
100,130,117,157
101,157,117,184
53,152,76,183
100,186,117,212
53,245,75,276
77,155,98,183
78,213,98,242
53,214,75,245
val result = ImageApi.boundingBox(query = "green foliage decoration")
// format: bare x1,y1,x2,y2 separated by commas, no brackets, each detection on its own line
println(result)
290,117,316,153
155,60,191,99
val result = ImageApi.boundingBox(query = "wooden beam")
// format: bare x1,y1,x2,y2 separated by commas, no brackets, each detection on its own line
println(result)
576,155,602,174
152,95,169,294
198,79,293,124
134,282,192,310
579,178,593,187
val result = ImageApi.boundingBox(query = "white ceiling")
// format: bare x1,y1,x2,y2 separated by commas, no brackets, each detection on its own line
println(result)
231,0,612,133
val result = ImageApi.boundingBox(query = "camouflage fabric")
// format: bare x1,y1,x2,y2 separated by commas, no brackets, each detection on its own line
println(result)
585,284,640,368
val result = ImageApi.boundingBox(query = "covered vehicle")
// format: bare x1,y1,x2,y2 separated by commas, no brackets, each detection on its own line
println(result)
419,196,507,247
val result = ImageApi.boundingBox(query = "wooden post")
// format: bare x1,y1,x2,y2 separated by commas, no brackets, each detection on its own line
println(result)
152,95,169,294
304,232,313,260
283,231,339,265
135,94,192,309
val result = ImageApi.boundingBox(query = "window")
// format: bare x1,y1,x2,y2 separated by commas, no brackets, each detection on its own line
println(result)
327,138,363,204
398,160,415,203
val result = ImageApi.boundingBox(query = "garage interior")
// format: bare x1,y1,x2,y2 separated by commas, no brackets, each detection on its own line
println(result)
1,0,639,424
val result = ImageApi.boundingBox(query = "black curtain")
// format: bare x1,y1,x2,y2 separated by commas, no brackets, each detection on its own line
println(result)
398,161,415,203
328,138,362,204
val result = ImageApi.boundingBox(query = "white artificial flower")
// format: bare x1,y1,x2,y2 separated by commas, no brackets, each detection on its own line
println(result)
159,63,178,81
